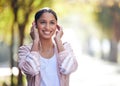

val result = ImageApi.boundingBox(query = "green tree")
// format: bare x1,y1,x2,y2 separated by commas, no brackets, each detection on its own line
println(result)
11,0,53,86
0,0,53,86
94,0,120,62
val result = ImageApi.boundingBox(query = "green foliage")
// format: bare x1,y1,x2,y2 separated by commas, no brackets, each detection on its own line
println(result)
0,5,13,44
0,7,13,29
17,8,26,24
94,2,120,30
0,0,55,86
93,1,120,39
95,5,113,29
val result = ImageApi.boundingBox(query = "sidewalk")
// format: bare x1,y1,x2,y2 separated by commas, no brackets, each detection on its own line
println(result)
70,54,120,86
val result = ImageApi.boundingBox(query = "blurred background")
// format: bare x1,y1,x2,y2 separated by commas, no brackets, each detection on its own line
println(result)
1,0,120,86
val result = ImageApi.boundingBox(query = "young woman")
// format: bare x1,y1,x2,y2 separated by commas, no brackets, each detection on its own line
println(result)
18,7,78,86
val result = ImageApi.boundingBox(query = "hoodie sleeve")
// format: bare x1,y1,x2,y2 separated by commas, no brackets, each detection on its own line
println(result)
18,45,40,76
58,42,78,75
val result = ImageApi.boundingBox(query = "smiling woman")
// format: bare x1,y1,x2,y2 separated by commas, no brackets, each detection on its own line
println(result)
36,12,57,40
18,7,78,86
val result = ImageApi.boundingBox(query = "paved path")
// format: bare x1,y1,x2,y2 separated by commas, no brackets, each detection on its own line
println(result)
62,28,120,86
70,54,120,86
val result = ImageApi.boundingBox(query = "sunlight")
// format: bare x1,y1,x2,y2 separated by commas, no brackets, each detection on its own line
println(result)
0,67,19,77
12,67,19,76
0,68,11,76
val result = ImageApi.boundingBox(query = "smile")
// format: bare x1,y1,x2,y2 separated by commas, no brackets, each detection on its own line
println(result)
43,30,52,35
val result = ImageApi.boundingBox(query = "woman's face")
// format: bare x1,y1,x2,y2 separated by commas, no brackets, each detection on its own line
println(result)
36,12,57,39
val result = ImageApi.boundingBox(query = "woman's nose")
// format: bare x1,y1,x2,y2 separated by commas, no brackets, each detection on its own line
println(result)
45,24,50,30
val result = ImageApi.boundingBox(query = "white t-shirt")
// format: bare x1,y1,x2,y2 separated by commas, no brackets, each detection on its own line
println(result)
40,54,60,86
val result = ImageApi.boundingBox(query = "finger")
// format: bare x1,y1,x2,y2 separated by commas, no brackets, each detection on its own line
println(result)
56,31,58,35
57,25,60,30
57,25,63,31
32,21,35,25
31,23,34,31
32,21,37,29
31,26,33,32
59,26,63,31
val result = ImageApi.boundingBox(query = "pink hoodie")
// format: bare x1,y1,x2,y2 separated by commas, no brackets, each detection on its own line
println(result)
18,42,78,86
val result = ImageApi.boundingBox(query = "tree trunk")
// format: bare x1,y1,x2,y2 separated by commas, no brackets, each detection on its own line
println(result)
108,39,118,63
108,12,120,63
18,25,25,86
10,23,14,86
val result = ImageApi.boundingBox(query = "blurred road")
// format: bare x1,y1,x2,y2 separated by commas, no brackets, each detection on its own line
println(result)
70,54,120,86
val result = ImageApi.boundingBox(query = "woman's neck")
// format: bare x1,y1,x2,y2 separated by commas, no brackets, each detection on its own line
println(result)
39,38,55,59
39,38,54,52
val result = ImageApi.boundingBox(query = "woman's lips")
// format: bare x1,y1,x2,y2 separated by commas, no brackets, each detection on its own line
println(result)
43,30,51,35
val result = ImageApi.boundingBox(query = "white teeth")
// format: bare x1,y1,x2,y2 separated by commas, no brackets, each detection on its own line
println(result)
44,31,50,35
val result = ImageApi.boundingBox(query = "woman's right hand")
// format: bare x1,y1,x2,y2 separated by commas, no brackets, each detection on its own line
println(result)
30,22,39,42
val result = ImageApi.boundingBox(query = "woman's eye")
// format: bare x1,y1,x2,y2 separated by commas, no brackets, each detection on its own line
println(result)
50,22,55,24
40,22,45,24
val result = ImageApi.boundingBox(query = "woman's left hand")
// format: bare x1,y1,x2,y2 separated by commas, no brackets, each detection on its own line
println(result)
54,25,64,52
54,25,63,41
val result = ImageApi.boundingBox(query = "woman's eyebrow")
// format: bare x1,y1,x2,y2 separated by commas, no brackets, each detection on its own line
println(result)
51,20,56,22
39,19,56,22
